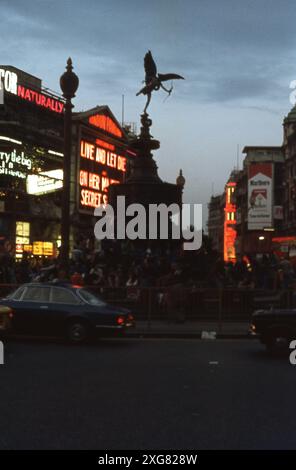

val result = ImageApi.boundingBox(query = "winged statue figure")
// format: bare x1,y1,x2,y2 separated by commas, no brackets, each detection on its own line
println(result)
136,50,184,113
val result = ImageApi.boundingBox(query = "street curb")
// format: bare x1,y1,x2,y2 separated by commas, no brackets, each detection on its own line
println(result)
125,332,251,339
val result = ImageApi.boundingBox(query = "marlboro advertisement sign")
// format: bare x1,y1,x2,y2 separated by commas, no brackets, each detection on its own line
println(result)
248,163,273,230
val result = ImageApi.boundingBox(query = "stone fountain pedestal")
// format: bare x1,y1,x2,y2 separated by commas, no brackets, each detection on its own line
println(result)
109,112,183,209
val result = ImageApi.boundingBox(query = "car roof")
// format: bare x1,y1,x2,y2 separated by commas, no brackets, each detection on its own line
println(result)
19,282,80,290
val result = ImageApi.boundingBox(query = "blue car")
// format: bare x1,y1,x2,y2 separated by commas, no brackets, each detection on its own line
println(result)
0,282,135,343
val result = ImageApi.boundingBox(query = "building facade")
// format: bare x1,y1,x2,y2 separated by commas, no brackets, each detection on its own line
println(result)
0,66,133,258
207,194,223,254
235,146,284,257
0,65,65,258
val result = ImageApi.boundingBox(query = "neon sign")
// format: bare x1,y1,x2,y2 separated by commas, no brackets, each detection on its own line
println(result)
79,137,126,211
17,85,64,113
0,67,64,113
0,69,17,94
89,114,122,137
80,189,108,208
224,181,237,263
0,149,32,179
80,170,119,192
80,140,126,172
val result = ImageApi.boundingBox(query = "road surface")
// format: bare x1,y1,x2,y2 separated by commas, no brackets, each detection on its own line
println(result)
0,338,295,449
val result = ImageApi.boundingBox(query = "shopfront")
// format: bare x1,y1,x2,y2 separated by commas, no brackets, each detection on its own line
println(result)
0,67,135,258
0,65,64,258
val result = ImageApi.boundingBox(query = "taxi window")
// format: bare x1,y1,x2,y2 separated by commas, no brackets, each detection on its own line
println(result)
51,287,80,304
22,286,50,302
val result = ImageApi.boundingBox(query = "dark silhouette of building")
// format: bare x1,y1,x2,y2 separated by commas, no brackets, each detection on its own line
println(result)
207,194,223,255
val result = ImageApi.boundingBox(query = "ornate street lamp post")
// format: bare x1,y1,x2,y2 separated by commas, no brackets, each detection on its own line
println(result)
60,58,79,273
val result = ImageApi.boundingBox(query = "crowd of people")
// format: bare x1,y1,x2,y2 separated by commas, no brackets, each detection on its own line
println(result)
210,254,296,290
0,237,296,292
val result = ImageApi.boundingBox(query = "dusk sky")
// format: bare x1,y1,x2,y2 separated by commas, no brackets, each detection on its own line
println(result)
1,0,296,225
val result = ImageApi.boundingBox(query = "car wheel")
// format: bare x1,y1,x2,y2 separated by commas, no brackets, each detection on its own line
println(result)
66,320,89,344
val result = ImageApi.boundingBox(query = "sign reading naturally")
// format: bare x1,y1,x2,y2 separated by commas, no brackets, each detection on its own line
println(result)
0,67,64,114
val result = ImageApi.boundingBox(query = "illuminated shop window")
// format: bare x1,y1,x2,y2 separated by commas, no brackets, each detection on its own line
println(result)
33,241,53,256
16,221,30,237
15,221,30,248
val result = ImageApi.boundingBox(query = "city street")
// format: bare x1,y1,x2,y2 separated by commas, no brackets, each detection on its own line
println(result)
0,337,295,450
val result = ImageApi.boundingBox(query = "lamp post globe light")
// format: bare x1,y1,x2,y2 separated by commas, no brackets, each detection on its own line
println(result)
60,58,79,274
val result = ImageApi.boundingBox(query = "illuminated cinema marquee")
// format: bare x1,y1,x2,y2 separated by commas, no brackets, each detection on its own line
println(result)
80,140,126,172
79,139,126,210
88,114,122,138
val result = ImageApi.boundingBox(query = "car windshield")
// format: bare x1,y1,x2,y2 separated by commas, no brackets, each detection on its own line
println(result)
78,289,106,306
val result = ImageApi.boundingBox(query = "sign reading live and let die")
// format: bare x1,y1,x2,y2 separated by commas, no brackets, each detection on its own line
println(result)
78,111,132,214
79,137,127,211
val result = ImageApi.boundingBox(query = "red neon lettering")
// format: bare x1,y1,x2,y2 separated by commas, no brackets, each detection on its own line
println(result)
46,97,53,110
107,152,117,168
80,140,94,160
25,89,32,100
89,114,122,138
17,85,64,113
17,85,25,98
117,156,126,172
81,189,103,208
95,139,115,151
101,176,110,192
80,170,88,187
89,173,100,191
96,148,106,165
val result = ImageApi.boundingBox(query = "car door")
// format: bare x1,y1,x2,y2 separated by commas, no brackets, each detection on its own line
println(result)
14,285,51,334
49,286,82,332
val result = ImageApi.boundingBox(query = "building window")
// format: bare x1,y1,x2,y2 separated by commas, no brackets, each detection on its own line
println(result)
226,212,235,221
15,221,30,246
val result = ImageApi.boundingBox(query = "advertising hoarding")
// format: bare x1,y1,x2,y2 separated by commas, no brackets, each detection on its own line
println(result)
248,163,273,230
77,110,131,214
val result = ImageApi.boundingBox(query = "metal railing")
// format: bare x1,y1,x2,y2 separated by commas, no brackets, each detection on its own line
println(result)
1,284,295,326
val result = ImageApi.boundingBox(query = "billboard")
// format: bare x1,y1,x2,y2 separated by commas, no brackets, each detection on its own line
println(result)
223,181,237,262
26,169,63,195
78,129,128,214
0,66,64,113
248,163,273,230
